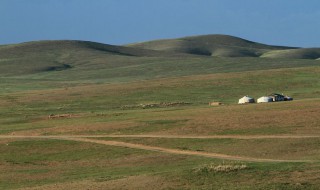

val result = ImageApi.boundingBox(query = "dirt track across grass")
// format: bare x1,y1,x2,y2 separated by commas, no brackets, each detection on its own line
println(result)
58,137,313,163
1,134,319,163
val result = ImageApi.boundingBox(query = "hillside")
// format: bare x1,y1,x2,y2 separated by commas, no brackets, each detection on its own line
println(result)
128,34,320,59
261,48,320,59
0,40,177,57
0,35,320,80
0,40,189,76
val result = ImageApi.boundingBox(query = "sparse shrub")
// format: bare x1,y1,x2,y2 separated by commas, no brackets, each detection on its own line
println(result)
194,162,248,174
120,102,191,109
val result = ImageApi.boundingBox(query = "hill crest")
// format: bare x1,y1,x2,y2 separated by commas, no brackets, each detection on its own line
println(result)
1,34,320,60
127,34,319,59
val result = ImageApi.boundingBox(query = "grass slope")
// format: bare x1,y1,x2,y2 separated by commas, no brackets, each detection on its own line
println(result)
127,34,292,57
0,40,319,83
0,40,188,76
261,48,320,59
128,34,320,60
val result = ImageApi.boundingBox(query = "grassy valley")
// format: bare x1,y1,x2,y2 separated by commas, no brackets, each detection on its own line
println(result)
0,35,320,189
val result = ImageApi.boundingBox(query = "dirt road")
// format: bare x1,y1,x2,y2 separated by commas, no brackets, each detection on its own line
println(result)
1,134,317,163
59,137,312,163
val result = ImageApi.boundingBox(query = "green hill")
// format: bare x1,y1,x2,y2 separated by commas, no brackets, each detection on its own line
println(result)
0,40,190,76
0,35,319,80
0,35,319,93
127,34,294,57
128,34,320,60
261,48,320,59
0,40,177,58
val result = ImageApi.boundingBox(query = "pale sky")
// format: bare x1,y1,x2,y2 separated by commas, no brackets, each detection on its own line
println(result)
1,0,320,47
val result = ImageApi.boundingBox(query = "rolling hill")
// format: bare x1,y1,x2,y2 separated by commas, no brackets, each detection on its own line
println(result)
0,35,319,79
0,40,189,75
261,48,320,59
128,34,320,59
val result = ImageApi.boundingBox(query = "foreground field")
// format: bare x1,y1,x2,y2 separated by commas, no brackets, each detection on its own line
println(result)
1,134,320,189
1,37,320,189
1,96,320,189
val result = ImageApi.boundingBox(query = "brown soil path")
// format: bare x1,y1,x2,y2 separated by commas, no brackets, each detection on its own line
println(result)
0,135,317,163
59,137,311,163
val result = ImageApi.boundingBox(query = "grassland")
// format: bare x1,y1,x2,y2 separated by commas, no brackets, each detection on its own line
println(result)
1,35,320,189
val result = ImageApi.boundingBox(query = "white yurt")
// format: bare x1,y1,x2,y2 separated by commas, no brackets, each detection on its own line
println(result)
257,96,273,103
238,96,255,104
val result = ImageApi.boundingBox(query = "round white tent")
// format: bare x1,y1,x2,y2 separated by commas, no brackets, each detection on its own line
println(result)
257,96,273,103
238,96,255,104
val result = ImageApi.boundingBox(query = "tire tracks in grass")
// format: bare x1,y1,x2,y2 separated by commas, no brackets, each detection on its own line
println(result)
72,134,320,139
56,137,312,163
1,134,319,163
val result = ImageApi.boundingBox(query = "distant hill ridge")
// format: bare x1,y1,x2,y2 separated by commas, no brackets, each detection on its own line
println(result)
127,34,320,59
1,34,320,60
0,40,181,58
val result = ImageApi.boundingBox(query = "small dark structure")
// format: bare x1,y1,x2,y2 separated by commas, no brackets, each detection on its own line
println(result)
269,93,285,102
269,93,293,102
284,96,293,101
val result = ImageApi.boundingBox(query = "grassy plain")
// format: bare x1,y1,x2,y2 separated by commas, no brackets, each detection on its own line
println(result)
0,38,320,189
1,138,320,189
